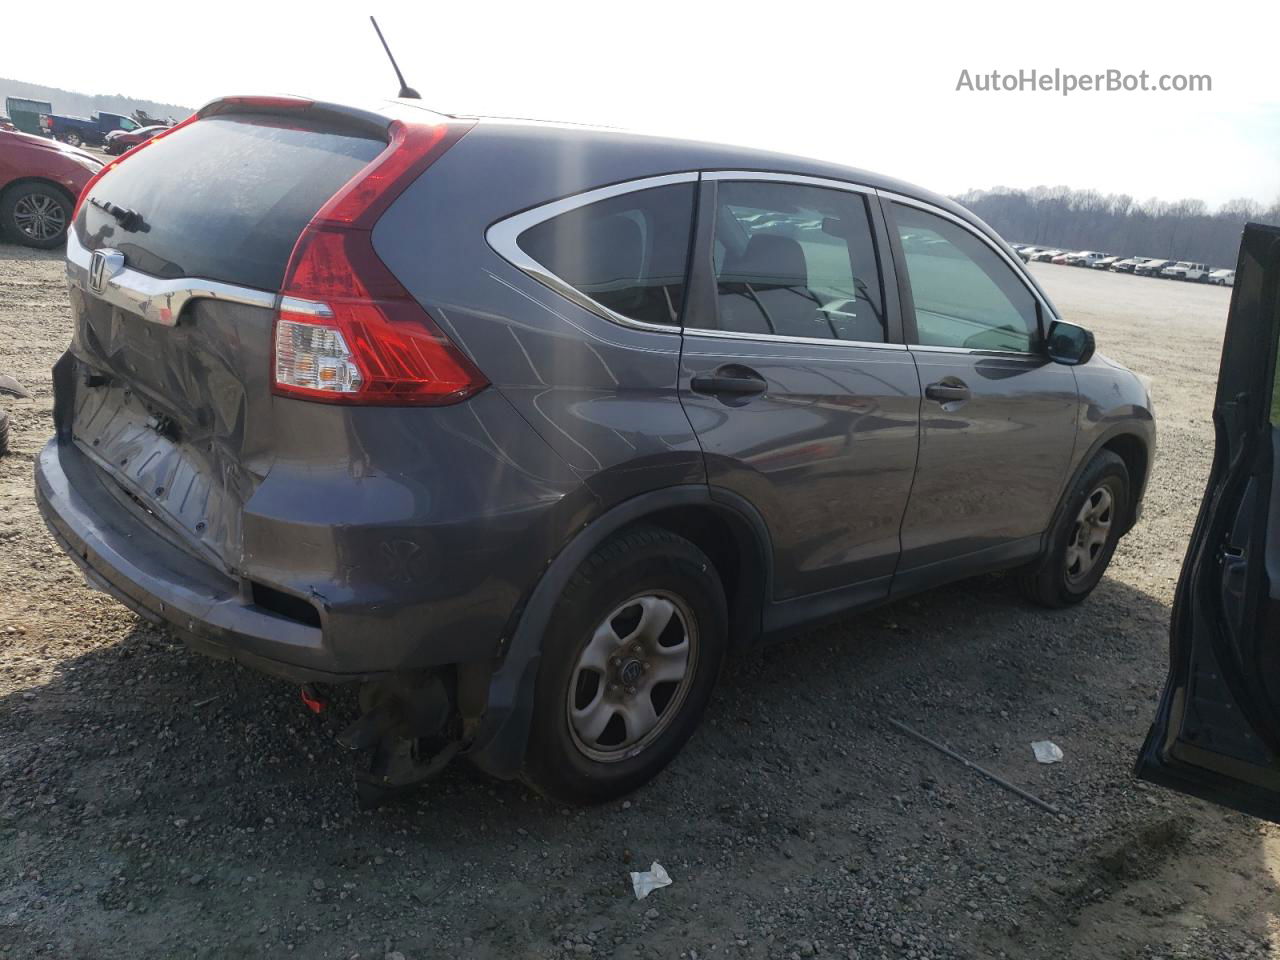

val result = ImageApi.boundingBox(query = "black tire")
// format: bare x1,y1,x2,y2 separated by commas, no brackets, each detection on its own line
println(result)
521,525,727,803
0,409,9,456
1,183,73,249
63,131,82,147
1019,450,1130,608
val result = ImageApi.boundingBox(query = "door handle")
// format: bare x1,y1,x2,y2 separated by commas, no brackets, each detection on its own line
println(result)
690,375,767,395
690,365,768,399
925,380,971,404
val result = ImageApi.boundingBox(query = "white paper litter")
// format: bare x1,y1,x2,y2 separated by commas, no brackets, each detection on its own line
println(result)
630,861,672,900
1031,740,1064,764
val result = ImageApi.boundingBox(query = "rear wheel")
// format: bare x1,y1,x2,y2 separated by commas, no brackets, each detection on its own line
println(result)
2,184,72,249
1020,450,1130,608
62,131,82,147
522,526,727,803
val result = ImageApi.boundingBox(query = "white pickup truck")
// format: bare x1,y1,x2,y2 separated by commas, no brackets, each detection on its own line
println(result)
1161,261,1210,281
1065,250,1108,267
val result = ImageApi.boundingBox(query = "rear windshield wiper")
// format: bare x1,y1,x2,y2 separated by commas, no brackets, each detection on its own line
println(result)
88,197,147,233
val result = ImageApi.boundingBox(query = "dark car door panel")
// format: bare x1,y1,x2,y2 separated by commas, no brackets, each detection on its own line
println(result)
899,349,1078,569
1137,222,1280,822
882,196,1079,574
682,336,922,598
679,174,921,601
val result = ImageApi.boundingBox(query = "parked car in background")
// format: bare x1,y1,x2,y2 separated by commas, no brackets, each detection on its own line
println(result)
0,130,102,248
5,97,52,137
1112,256,1149,273
1030,248,1063,262
1093,256,1122,269
35,95,1156,804
1162,261,1209,282
1135,258,1173,277
1016,246,1041,262
1065,251,1107,267
1208,268,1235,286
41,111,140,148
1051,252,1072,264
103,124,168,155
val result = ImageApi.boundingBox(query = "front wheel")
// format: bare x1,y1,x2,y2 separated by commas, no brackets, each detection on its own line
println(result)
522,526,727,803
1019,450,1130,608
1,184,72,249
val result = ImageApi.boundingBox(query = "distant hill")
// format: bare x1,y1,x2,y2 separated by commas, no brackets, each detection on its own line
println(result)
0,77,193,123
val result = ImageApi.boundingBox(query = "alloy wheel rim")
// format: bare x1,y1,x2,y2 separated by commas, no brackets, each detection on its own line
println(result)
13,194,65,241
566,591,698,763
1065,485,1114,583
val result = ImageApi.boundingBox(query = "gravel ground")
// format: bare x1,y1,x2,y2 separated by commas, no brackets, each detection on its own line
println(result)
1,248,1277,960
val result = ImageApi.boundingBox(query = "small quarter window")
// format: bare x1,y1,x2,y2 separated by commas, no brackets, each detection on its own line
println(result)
516,183,696,327
698,181,886,343
892,203,1040,353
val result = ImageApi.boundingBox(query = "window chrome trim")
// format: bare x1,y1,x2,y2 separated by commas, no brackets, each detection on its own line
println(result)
683,327,906,351
701,170,875,195
907,344,1043,360
876,189,1061,327
485,172,698,335
66,230,276,326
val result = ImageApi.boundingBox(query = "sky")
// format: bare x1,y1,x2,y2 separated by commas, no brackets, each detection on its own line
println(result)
7,0,1277,208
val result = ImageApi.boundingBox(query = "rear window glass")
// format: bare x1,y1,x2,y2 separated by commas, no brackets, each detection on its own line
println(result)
77,116,384,291
516,183,696,327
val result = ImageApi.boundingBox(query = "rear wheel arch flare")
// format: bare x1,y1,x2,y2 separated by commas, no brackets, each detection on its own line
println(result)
467,485,773,780
618,500,771,650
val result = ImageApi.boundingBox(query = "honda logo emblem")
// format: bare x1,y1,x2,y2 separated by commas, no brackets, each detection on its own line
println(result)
87,248,124,296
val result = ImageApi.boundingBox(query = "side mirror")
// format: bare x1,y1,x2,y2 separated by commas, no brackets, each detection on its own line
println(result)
1046,320,1095,365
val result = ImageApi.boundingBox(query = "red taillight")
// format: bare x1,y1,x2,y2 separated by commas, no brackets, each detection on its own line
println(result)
73,112,199,217
273,119,486,406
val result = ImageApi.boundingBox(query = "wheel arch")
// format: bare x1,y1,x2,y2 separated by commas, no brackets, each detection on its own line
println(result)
1101,431,1150,526
467,484,772,780
1051,424,1154,546
0,176,76,207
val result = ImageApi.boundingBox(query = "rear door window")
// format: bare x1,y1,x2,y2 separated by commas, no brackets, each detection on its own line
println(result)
515,183,696,328
698,180,886,343
78,115,385,291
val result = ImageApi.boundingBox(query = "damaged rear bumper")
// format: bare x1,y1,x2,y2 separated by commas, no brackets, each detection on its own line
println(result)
36,437,384,684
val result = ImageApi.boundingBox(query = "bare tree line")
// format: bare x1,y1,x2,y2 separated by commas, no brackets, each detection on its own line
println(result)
956,186,1280,268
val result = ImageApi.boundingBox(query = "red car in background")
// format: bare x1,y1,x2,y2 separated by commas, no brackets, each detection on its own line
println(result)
0,129,102,248
103,123,168,156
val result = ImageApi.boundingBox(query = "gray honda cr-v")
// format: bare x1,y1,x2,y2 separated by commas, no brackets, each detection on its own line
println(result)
36,95,1155,804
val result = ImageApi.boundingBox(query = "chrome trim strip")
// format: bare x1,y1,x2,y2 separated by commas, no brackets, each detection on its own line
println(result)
875,189,1060,324
280,296,334,318
908,344,1042,359
701,170,874,195
682,327,906,351
66,230,277,326
485,173,697,335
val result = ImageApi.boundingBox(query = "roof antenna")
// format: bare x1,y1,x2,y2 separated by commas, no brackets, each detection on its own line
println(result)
369,16,420,99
